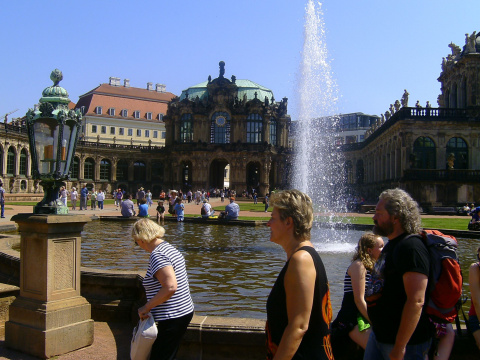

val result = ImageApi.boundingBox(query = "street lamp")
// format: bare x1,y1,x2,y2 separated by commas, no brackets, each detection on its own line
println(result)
25,69,82,214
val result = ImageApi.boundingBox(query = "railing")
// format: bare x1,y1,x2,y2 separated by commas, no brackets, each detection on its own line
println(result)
404,169,480,182
77,140,164,151
399,107,467,118
341,107,472,151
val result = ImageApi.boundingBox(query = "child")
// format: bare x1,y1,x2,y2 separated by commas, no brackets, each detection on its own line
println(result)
138,198,149,217
174,197,185,222
156,200,166,222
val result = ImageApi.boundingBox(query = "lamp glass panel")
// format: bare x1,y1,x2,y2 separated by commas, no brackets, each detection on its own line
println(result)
34,118,58,175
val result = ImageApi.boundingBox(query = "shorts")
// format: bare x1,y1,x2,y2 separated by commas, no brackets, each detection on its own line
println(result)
469,314,480,333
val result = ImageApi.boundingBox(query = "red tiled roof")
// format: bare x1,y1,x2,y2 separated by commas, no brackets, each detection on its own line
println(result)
75,83,177,120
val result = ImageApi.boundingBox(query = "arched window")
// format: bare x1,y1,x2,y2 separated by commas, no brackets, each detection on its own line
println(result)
210,112,231,144
180,114,193,143
412,137,436,169
6,147,15,175
151,161,164,183
446,137,468,169
100,159,111,181
344,161,353,184
116,159,128,181
246,114,263,143
450,83,457,108
84,158,95,180
70,156,79,179
356,159,364,184
269,117,277,146
134,161,146,181
19,148,28,176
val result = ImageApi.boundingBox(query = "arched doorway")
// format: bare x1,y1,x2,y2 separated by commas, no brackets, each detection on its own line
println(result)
209,159,229,190
181,161,193,190
246,162,261,192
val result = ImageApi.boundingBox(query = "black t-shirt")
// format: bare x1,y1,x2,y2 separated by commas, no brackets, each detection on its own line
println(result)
366,233,433,344
266,246,332,359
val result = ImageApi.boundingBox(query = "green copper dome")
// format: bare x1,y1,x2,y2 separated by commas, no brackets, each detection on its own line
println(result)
180,79,274,102
39,69,70,105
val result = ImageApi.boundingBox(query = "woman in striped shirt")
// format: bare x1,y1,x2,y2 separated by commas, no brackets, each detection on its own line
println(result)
332,232,384,350
132,219,194,360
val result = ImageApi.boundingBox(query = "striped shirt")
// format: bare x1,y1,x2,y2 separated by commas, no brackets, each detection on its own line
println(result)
143,241,194,321
343,269,371,293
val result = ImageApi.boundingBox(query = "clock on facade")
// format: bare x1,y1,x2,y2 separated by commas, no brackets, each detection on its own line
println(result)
215,115,226,126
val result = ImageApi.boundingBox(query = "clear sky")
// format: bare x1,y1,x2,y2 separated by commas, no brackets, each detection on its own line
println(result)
1,0,478,122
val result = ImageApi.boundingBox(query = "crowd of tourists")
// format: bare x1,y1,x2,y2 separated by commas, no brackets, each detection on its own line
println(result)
128,187,480,360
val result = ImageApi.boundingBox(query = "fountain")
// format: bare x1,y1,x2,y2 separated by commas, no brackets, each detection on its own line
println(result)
294,0,346,215
79,221,359,319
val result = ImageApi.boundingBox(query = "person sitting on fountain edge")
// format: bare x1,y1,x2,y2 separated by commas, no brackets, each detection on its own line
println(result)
201,199,215,218
220,197,239,220
121,193,136,218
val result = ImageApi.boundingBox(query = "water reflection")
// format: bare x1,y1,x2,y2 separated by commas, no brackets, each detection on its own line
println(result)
80,221,478,321
81,221,357,319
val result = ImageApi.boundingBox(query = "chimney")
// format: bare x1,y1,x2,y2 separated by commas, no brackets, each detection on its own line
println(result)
156,84,166,93
124,79,130,87
109,77,121,86
147,82,153,91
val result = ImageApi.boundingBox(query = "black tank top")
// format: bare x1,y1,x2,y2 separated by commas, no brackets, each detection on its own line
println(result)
266,246,333,360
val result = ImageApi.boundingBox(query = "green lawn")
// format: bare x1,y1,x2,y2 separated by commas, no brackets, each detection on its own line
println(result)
320,215,470,231
6,200,472,230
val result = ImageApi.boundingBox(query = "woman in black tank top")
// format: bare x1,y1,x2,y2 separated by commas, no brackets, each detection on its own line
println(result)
265,190,334,360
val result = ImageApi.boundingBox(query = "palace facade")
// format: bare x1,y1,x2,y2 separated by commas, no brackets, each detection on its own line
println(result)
343,30,480,207
0,62,291,197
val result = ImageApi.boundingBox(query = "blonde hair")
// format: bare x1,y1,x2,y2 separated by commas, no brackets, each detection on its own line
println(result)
352,232,380,271
270,189,313,240
131,218,165,243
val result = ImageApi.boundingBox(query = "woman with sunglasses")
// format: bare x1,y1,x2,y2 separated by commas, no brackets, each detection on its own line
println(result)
132,218,194,360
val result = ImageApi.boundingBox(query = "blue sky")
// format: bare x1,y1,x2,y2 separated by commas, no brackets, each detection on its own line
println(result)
1,0,478,121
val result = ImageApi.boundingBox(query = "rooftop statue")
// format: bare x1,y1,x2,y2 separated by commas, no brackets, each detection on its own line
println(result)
467,31,477,53
448,42,461,57
394,100,401,112
219,61,225,78
389,104,395,114
385,110,391,120
401,89,409,107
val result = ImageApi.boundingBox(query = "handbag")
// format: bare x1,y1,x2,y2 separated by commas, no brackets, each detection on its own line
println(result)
130,313,158,360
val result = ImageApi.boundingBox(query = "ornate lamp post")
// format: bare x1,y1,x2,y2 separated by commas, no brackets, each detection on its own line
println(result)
25,69,82,214
5,70,93,358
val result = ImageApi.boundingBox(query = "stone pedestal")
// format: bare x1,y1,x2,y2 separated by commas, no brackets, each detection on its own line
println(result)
5,214,94,359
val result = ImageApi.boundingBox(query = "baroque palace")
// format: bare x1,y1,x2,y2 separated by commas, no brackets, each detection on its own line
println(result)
343,31,480,207
2,30,480,207
0,62,291,197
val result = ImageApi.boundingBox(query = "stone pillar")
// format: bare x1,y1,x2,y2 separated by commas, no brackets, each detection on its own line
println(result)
5,214,94,359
